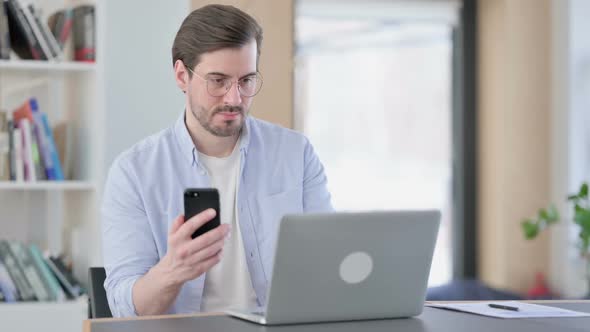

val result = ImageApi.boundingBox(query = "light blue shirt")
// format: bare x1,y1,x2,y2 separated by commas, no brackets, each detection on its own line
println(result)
101,113,333,317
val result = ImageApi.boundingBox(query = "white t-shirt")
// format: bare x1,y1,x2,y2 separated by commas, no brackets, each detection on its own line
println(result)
198,140,258,312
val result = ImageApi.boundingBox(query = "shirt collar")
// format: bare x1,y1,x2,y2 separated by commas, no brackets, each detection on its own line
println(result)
173,110,252,166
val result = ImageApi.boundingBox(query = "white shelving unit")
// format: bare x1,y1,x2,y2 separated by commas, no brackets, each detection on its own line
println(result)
0,59,96,72
0,0,189,329
0,181,96,190
0,1,103,331
0,299,88,331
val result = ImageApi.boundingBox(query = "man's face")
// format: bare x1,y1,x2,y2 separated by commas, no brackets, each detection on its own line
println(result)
184,40,258,137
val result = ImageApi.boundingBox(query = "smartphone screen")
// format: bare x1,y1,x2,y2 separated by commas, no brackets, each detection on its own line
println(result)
184,188,221,239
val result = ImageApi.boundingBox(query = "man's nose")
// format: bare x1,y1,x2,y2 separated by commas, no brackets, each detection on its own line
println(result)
223,82,242,105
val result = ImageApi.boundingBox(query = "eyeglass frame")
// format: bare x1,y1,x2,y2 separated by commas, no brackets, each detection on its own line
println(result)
184,63,263,98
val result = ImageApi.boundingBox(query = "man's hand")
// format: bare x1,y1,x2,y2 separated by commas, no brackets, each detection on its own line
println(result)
159,209,230,285
132,209,229,315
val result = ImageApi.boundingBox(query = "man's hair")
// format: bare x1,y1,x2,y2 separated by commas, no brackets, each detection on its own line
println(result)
172,4,263,75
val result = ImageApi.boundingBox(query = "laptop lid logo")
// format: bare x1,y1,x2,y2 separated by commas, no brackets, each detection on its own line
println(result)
339,252,373,284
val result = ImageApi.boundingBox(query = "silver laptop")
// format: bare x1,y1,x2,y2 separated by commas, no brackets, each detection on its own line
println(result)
226,210,441,325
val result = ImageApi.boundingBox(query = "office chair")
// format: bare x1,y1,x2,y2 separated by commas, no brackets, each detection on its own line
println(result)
88,267,113,318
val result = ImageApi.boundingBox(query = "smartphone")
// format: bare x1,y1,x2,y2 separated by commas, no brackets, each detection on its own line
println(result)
184,188,221,239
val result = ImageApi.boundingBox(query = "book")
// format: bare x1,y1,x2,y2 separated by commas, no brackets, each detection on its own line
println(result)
0,111,9,180
40,112,64,181
13,98,63,180
18,118,35,181
47,10,61,45
12,127,24,181
45,255,83,298
7,119,15,180
0,261,18,302
47,8,72,50
16,0,52,60
29,244,66,301
0,0,11,59
29,99,52,179
14,100,44,181
8,241,52,301
31,121,46,180
29,4,62,59
0,129,8,180
5,0,43,60
0,240,35,301
12,98,33,122
24,114,45,181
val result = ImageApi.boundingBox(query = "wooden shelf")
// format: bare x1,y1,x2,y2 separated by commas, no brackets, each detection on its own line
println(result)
0,60,96,72
0,181,96,191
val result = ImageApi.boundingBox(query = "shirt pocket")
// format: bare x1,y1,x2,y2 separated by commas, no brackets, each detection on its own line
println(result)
249,187,303,274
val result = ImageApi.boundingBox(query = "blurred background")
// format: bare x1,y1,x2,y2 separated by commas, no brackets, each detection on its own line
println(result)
0,0,590,330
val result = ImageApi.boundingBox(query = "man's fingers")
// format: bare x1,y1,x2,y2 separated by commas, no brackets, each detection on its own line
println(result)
195,248,223,275
177,209,217,239
185,223,230,255
185,238,225,265
168,214,185,235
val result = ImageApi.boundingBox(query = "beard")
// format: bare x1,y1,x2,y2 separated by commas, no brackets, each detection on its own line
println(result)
190,103,246,137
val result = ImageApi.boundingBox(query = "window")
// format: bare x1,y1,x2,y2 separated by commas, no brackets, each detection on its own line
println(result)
295,0,459,286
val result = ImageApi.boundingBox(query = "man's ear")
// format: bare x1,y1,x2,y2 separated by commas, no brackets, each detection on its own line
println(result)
174,60,189,93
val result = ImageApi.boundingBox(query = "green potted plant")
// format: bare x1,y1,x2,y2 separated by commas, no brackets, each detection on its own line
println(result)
521,182,590,298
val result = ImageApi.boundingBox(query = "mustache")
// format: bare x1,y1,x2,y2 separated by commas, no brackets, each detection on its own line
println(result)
213,105,244,114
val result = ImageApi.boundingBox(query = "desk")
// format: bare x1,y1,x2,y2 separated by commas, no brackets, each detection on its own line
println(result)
84,301,590,332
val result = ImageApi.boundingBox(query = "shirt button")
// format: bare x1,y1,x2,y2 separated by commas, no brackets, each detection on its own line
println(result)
250,252,254,258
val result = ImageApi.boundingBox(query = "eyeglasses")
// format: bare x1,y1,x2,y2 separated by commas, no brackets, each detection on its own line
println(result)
186,65,263,97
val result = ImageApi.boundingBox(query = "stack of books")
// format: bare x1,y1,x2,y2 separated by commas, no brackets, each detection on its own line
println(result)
1,0,66,61
0,239,85,302
0,97,65,182
0,1,94,62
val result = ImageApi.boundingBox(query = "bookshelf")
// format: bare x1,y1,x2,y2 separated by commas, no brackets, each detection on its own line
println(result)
0,0,102,331
0,299,88,331
1,0,189,330
0,180,95,190
0,60,96,72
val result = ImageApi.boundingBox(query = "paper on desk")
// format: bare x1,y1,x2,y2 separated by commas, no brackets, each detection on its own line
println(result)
426,301,590,319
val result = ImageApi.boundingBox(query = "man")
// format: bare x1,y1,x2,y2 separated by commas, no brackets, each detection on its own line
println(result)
101,4,332,317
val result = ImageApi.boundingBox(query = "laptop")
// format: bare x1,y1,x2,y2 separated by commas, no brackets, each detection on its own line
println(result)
226,210,441,325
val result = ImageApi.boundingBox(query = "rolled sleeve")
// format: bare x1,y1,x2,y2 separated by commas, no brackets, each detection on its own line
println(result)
105,275,140,317
101,156,159,317
302,138,333,212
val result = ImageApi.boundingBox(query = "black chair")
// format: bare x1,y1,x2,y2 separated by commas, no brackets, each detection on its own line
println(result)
88,267,113,318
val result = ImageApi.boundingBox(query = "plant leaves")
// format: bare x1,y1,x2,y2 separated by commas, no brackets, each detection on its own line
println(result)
574,208,590,230
568,194,580,202
538,208,548,220
546,205,560,223
580,182,589,198
522,220,539,239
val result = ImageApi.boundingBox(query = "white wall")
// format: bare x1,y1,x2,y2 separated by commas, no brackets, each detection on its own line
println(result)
91,0,188,266
103,0,189,171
